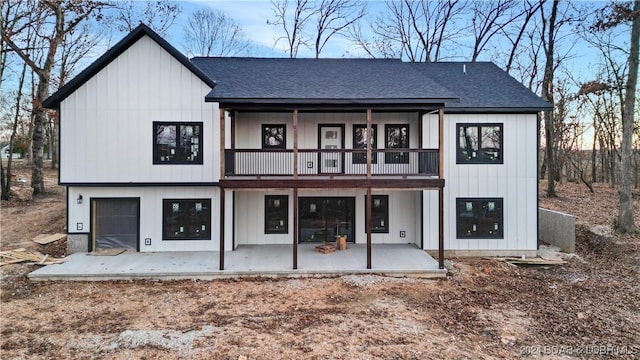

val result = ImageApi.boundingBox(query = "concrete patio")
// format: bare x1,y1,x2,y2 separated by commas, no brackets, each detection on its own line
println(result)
28,244,446,281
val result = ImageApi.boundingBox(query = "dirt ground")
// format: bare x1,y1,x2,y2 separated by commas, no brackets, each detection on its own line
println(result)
1,164,639,359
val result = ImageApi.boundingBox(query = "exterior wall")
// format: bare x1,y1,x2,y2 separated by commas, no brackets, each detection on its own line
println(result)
422,113,538,253
59,35,219,184
234,111,420,149
234,190,422,246
67,186,231,252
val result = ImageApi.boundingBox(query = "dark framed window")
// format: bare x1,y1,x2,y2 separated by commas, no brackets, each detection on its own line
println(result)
265,195,288,234
385,124,409,164
456,198,503,239
365,195,389,233
457,123,503,164
262,124,286,149
154,122,203,164
162,199,211,240
353,124,377,164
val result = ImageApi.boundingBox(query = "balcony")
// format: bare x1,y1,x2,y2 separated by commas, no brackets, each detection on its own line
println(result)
224,148,439,177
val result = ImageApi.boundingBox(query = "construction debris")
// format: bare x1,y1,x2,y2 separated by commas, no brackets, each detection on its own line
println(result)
0,248,67,266
32,233,67,245
489,257,567,266
315,244,336,254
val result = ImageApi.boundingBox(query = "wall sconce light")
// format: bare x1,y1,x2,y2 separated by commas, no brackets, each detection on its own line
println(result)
77,194,83,204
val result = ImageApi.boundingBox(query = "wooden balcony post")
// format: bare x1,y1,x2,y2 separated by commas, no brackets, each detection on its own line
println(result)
438,107,444,179
219,187,225,270
220,108,225,178
366,109,372,179
293,109,298,179
438,186,444,269
366,186,372,269
438,107,445,270
293,187,298,269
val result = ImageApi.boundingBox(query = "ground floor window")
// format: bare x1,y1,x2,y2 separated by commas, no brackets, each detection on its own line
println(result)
365,195,389,233
162,199,211,240
456,198,503,239
265,195,288,234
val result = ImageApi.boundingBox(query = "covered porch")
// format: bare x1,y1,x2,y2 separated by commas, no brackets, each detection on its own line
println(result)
29,244,446,281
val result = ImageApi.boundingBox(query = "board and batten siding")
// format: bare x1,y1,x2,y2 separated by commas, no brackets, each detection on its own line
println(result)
234,112,420,149
59,35,219,184
67,186,232,252
422,113,538,254
234,190,422,246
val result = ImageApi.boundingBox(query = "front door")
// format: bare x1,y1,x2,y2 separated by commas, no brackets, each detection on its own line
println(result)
298,197,355,243
318,125,344,174
91,198,140,251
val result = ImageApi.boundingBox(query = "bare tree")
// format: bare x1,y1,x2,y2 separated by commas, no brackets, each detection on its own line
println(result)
109,0,180,37
1,0,106,195
269,0,315,58
540,0,559,196
312,0,365,58
608,0,640,233
184,9,249,57
469,0,519,61
502,1,543,73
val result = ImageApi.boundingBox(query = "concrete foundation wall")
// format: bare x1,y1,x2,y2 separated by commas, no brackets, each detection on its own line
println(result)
538,208,575,253
67,234,89,254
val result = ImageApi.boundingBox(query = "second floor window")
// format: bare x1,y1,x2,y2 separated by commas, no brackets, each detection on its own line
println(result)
457,123,503,164
154,122,203,164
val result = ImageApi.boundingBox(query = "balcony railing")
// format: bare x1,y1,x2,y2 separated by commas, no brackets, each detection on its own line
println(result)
225,149,439,177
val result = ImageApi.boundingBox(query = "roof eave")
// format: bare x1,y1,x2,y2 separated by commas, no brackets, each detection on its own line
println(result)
443,106,552,114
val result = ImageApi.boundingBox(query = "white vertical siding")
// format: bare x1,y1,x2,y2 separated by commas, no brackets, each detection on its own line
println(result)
423,113,538,253
234,112,419,149
59,35,219,184
233,190,421,246
67,186,225,252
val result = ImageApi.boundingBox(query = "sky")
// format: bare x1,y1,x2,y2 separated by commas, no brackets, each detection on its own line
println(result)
166,0,371,58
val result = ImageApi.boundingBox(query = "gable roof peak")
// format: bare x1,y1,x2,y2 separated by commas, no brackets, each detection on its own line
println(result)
43,24,216,109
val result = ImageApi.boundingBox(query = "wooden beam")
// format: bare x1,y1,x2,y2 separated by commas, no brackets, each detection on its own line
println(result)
219,187,225,270
366,187,372,269
366,109,372,179
293,187,298,269
220,108,226,179
293,109,298,179
438,187,444,269
220,178,444,189
438,107,444,179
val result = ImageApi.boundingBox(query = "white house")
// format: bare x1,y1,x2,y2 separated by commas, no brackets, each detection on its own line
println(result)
43,25,550,271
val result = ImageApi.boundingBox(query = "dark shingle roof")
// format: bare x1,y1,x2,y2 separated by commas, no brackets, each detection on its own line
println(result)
43,24,216,109
409,62,550,112
44,24,550,113
191,57,458,106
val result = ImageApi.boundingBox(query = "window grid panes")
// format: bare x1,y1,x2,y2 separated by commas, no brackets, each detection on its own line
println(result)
154,122,203,164
457,123,503,164
365,195,389,233
265,195,288,234
163,199,211,240
456,198,503,239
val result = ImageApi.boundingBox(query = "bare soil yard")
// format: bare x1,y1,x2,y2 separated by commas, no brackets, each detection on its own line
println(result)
1,165,639,359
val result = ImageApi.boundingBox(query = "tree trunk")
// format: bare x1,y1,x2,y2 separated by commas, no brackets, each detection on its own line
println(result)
0,58,28,200
31,76,49,195
541,0,559,197
591,130,597,183
617,0,639,233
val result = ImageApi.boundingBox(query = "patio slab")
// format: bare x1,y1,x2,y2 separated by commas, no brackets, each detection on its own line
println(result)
28,244,446,281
